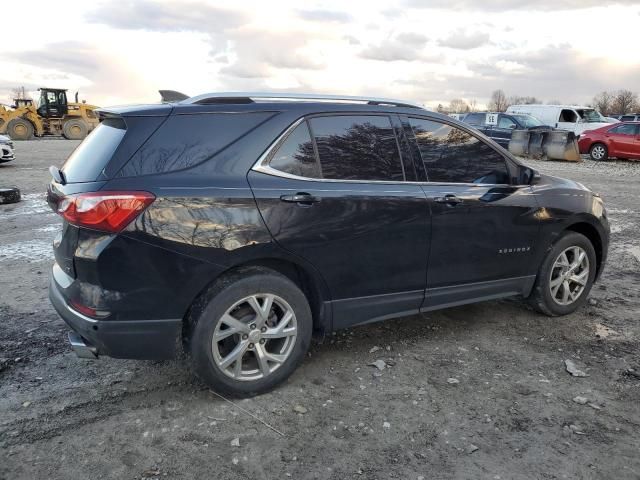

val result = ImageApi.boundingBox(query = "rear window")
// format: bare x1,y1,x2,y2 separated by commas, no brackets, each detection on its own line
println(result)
119,112,274,177
61,118,125,183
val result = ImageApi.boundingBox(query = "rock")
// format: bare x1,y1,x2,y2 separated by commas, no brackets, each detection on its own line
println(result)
232,457,239,465
383,421,391,429
22,401,31,408
369,346,380,353
588,403,602,410
369,359,386,371
573,396,588,405
447,378,460,385
595,323,618,338
569,424,586,435
141,468,161,478
293,405,308,414
467,444,479,454
230,437,240,447
588,298,597,306
564,359,588,377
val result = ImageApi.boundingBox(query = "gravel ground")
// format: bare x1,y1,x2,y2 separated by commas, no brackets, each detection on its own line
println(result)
1,140,639,480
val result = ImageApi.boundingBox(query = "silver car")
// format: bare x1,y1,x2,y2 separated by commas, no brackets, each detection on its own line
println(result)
0,134,14,163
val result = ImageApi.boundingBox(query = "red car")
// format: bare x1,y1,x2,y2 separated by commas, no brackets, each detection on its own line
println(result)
578,122,640,161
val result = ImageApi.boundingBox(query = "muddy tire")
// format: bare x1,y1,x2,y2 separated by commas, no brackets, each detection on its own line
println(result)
6,118,34,140
528,232,596,317
589,143,608,161
62,119,88,140
188,267,312,397
0,187,21,205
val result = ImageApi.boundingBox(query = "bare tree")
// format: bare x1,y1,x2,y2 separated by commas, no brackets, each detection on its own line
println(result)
509,95,541,105
611,89,638,114
448,98,470,113
488,89,508,112
10,86,31,100
436,103,446,113
469,99,477,112
592,91,614,115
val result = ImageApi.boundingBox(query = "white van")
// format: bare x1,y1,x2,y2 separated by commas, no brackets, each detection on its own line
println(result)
506,105,612,136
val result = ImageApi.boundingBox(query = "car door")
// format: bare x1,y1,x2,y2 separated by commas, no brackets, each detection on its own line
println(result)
402,115,540,310
492,114,518,148
606,123,638,157
248,114,431,329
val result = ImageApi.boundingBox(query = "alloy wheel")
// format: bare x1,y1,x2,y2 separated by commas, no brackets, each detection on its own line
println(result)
549,246,590,306
591,145,606,160
211,294,297,381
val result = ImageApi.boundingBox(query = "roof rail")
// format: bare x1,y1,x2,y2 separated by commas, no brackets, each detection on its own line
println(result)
180,92,424,109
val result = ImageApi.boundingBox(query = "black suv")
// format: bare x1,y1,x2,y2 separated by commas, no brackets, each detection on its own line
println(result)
463,112,551,148
48,93,609,396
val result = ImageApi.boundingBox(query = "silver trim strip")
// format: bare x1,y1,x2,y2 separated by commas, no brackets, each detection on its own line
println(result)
250,117,517,188
182,92,424,109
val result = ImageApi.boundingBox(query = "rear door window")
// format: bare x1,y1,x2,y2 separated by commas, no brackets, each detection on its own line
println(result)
61,118,126,183
308,115,404,181
408,117,510,184
609,124,638,135
267,122,321,178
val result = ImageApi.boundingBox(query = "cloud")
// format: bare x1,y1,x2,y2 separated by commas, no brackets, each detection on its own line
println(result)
405,0,639,11
359,33,432,62
438,30,490,49
297,9,352,23
86,0,247,32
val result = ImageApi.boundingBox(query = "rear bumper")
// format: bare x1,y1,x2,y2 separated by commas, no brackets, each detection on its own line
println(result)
49,269,182,360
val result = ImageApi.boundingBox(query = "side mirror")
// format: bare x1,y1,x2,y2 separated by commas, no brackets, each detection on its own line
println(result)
521,166,541,185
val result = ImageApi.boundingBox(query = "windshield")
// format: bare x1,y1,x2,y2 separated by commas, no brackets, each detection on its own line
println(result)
578,109,605,123
512,114,544,128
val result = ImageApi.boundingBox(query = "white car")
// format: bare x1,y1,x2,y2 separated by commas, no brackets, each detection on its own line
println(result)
0,134,14,163
506,104,612,136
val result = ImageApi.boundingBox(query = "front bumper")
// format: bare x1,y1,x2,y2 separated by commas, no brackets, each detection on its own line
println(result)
49,267,182,360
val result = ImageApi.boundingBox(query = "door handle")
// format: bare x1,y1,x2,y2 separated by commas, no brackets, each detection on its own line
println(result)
280,193,321,205
434,194,463,205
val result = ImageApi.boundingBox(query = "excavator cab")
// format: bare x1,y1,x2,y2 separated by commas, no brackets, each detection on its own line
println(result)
37,88,68,118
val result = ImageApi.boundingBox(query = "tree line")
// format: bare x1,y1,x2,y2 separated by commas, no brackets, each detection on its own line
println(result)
440,89,639,115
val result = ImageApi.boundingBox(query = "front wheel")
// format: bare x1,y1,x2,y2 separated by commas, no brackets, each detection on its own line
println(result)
528,232,596,316
589,143,608,161
188,268,312,397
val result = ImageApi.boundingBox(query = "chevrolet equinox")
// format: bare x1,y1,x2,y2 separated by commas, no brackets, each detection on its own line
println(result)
48,93,610,396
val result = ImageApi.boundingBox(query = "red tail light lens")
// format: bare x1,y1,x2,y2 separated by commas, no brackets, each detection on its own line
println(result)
56,191,155,233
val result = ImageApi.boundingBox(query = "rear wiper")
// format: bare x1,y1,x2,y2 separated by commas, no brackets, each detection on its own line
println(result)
49,165,66,185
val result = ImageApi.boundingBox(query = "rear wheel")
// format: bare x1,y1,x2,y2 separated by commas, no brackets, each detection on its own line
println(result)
6,118,34,140
528,232,596,316
188,268,312,397
589,143,608,161
62,119,88,140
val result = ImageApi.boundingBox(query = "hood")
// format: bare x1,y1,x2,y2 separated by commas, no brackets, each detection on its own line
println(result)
536,173,592,193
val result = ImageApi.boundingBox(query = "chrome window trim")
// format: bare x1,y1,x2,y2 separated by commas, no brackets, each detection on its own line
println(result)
251,116,515,188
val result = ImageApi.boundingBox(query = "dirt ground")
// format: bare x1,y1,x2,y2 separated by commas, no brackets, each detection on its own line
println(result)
1,140,639,480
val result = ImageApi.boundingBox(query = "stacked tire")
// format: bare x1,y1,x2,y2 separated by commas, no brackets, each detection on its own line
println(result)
0,187,21,205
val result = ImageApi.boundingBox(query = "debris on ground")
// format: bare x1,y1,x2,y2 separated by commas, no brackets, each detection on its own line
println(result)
231,437,240,447
369,359,387,371
383,421,391,429
447,378,460,384
293,405,308,414
573,396,588,405
467,444,479,454
595,323,619,338
369,346,380,353
565,359,588,377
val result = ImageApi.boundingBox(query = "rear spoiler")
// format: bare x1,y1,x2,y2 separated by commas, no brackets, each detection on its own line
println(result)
159,90,189,103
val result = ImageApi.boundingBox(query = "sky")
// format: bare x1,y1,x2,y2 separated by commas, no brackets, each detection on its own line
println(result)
1,0,639,110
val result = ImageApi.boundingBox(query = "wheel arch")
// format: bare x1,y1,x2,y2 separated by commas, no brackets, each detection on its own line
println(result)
564,221,604,279
182,256,332,347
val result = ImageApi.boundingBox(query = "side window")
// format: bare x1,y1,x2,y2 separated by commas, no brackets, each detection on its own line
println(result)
308,115,404,181
559,109,578,122
408,118,510,184
498,116,517,129
464,113,486,126
609,124,637,135
621,116,634,122
268,122,320,178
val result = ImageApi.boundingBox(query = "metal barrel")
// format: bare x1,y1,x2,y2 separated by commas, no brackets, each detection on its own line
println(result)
508,128,581,162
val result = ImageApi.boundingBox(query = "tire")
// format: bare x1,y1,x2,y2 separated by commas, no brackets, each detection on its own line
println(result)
6,118,34,140
62,119,88,140
0,187,21,205
528,232,597,316
589,143,608,161
188,267,313,397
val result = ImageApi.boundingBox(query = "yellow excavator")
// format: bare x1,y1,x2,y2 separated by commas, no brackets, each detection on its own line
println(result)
0,88,100,140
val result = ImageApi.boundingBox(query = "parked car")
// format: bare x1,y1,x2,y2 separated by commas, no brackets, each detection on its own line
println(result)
618,113,640,122
0,134,15,163
48,93,609,396
463,112,552,148
506,105,611,136
578,121,640,160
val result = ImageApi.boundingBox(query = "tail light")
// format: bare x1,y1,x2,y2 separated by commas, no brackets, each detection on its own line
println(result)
54,191,155,233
